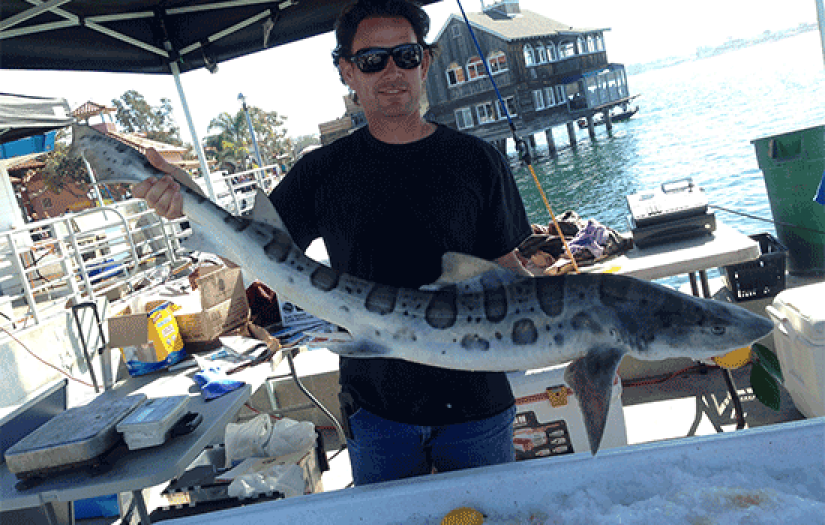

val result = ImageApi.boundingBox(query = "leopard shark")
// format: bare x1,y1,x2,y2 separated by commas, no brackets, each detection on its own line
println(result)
72,124,774,454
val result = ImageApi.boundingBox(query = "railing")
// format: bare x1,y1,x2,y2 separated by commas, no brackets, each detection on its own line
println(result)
0,167,282,335
198,164,281,216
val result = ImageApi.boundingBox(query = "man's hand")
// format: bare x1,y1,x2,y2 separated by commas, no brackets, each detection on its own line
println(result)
132,148,184,219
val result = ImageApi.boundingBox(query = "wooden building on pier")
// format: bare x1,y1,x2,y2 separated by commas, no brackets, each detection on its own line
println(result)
425,0,633,155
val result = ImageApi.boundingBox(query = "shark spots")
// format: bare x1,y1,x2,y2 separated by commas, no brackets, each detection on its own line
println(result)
224,214,251,232
554,333,564,346
263,230,293,263
425,286,457,329
483,284,507,322
365,284,398,315
570,312,603,334
310,265,339,292
512,319,538,345
461,334,490,351
536,277,563,317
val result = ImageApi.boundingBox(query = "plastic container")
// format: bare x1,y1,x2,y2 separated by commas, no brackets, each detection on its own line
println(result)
507,364,627,457
0,131,56,159
116,395,191,450
722,233,788,301
766,282,825,418
751,125,825,276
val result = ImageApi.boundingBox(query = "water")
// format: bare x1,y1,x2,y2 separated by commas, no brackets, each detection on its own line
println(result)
511,32,825,286
513,33,825,237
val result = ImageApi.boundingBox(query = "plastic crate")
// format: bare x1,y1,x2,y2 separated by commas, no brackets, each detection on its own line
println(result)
723,233,788,301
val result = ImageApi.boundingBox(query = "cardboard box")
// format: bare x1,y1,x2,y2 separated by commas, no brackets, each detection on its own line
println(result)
108,300,186,376
507,364,627,459
175,267,250,343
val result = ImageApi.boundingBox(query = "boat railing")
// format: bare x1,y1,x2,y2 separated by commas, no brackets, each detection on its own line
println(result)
199,164,282,216
0,169,281,336
0,199,191,333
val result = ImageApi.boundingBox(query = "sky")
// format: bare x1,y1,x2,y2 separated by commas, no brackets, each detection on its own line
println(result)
2,0,820,144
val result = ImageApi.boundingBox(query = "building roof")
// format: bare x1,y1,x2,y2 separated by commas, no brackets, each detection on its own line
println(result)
107,130,189,155
435,9,608,43
72,101,117,121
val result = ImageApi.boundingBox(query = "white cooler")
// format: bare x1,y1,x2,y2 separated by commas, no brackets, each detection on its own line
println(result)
766,282,825,418
507,364,627,458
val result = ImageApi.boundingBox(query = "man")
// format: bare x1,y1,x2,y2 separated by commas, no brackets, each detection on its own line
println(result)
135,0,533,486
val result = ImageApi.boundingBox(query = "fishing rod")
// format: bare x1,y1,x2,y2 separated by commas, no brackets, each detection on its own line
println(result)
710,204,825,236
454,0,580,273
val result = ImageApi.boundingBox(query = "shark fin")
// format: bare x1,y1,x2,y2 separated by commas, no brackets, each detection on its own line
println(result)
421,252,526,291
251,189,290,232
324,339,390,358
564,346,625,455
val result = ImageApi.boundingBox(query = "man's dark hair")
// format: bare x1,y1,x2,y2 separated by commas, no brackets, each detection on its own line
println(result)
332,0,439,96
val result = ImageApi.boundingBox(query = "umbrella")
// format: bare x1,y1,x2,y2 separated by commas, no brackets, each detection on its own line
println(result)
0,0,442,196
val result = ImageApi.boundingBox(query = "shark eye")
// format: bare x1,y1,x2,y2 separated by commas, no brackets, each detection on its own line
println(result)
711,326,726,335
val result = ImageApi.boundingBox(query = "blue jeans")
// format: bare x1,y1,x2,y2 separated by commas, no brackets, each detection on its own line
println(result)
345,405,516,486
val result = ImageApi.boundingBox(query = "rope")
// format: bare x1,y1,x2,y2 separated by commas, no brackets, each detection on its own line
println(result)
454,0,579,272
0,325,96,388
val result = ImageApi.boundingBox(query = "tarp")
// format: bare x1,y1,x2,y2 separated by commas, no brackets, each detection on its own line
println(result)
0,0,441,75
0,93,73,145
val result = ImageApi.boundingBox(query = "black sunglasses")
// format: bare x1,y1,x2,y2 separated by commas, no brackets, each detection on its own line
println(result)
348,43,424,73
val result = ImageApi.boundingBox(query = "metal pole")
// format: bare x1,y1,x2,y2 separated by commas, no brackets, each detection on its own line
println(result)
239,93,266,188
169,61,217,202
817,0,825,68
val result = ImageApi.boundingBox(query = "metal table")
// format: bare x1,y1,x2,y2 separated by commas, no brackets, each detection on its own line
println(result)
0,363,270,525
589,222,762,429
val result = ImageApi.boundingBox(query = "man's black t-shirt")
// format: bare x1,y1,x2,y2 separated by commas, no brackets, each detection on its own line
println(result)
270,124,532,425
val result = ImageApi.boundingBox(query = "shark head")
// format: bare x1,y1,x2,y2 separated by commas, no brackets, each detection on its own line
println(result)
71,124,166,185
595,274,774,361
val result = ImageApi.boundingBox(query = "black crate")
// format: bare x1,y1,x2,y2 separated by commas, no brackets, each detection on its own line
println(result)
723,233,788,302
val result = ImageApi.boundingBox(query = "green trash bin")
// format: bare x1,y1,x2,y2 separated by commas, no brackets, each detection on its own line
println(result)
752,124,825,276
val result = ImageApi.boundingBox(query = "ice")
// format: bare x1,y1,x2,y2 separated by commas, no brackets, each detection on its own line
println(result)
459,458,825,525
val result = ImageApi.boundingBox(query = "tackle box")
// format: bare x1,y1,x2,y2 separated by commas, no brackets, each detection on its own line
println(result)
3,393,146,477
116,395,191,450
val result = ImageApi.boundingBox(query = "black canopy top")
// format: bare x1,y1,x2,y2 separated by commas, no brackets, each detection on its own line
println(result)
0,0,441,75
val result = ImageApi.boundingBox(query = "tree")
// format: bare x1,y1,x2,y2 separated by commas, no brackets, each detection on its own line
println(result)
112,90,182,145
205,107,289,170
205,111,250,172
291,134,321,157
39,128,89,197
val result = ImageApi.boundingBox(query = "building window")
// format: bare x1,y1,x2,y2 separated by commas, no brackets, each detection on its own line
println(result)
467,56,487,80
455,107,474,129
488,51,508,73
577,36,587,53
559,41,575,59
476,102,496,124
42,198,53,209
523,44,536,66
446,62,466,86
536,44,548,63
586,35,595,53
555,85,566,104
543,87,556,106
547,42,558,61
594,34,604,51
532,89,546,111
497,96,517,119
451,25,461,39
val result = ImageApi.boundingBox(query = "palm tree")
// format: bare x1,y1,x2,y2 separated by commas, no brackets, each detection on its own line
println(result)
205,111,249,171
